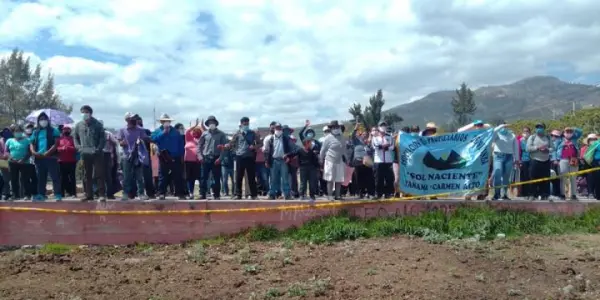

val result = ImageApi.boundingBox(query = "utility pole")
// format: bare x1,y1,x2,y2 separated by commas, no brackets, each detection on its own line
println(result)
153,103,157,130
573,101,576,116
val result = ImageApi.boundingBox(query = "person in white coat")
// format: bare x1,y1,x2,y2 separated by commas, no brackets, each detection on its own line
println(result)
371,121,395,199
319,120,346,200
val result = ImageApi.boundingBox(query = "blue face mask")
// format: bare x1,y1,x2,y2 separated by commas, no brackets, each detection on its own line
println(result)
535,128,545,134
499,128,508,135
241,125,249,131
14,132,24,138
306,133,314,139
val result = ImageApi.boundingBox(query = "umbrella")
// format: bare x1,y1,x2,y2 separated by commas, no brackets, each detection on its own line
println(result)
26,109,74,125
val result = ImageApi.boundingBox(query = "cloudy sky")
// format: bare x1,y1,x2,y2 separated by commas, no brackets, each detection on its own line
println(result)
1,0,599,130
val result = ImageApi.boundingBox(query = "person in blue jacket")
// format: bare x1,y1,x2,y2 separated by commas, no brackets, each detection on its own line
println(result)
151,113,185,200
549,129,562,198
555,127,583,200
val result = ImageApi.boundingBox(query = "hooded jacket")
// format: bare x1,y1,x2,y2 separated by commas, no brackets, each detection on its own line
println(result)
30,112,60,156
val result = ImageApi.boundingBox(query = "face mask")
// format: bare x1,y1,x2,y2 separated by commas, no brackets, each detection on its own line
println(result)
163,122,171,127
82,113,90,120
241,125,249,131
522,133,530,138
274,130,282,137
371,131,377,136
331,129,341,135
179,129,185,135
39,120,48,128
499,128,508,135
379,126,387,132
535,128,544,134
25,129,32,135
63,131,71,136
411,132,418,136
306,133,314,139
208,124,216,130
14,132,23,138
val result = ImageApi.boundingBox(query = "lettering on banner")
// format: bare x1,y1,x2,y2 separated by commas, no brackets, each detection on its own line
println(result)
280,208,325,221
356,202,458,218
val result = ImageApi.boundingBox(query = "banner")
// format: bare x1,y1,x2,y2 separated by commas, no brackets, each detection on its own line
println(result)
398,129,494,195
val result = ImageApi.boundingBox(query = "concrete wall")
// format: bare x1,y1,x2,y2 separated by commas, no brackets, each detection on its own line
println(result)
0,200,597,246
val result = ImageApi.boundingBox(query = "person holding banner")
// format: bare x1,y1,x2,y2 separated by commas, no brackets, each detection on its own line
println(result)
491,122,518,200
371,121,395,199
458,120,492,200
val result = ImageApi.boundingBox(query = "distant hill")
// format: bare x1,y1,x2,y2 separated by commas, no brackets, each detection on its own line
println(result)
386,76,600,128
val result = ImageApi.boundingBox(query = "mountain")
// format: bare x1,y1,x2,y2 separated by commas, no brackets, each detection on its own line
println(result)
423,150,467,171
385,76,600,128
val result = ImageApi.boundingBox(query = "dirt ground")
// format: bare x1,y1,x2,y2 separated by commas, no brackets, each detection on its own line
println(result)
1,235,600,300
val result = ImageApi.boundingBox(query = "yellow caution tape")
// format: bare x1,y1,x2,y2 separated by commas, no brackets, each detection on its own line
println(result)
1,166,599,215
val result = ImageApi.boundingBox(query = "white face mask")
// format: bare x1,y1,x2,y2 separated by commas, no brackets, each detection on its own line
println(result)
179,129,185,135
209,124,216,130
331,129,341,135
25,129,32,135
379,126,387,132
274,130,283,137
39,120,48,128
163,122,171,127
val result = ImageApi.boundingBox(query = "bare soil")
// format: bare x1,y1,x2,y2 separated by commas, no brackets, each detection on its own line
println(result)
1,235,600,300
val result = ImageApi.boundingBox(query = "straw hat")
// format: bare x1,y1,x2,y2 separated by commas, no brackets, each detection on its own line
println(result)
158,113,174,122
425,122,437,129
585,133,598,144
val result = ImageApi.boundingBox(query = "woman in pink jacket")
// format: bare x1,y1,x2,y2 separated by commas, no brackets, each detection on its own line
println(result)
184,119,204,199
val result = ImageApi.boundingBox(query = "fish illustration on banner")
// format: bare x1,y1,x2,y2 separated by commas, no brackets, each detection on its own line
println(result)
398,128,494,195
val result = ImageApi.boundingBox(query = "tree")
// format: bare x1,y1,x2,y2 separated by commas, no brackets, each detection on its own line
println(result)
0,48,72,125
451,82,477,127
347,89,403,131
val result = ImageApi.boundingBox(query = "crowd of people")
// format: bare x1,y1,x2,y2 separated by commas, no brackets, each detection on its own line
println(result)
0,105,599,202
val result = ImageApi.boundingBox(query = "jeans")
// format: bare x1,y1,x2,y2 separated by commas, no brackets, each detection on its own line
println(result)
122,158,145,198
158,156,185,197
299,165,318,198
269,158,290,198
221,166,234,195
492,153,513,198
256,163,269,193
34,157,61,198
200,157,221,198
59,162,77,196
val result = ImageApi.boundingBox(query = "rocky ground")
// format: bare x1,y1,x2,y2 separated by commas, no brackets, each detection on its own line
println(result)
1,235,600,299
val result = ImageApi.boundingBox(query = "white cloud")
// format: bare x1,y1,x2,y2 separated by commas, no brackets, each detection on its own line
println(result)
1,0,600,130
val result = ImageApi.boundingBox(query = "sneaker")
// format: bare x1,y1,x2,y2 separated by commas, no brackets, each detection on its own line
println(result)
121,196,129,201
97,197,106,202
23,196,31,201
158,195,166,200
32,195,45,202
570,195,578,201
80,197,93,202
502,196,511,201
139,195,149,201
55,195,63,202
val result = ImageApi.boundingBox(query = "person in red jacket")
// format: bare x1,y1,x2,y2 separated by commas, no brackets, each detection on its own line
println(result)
57,125,77,197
